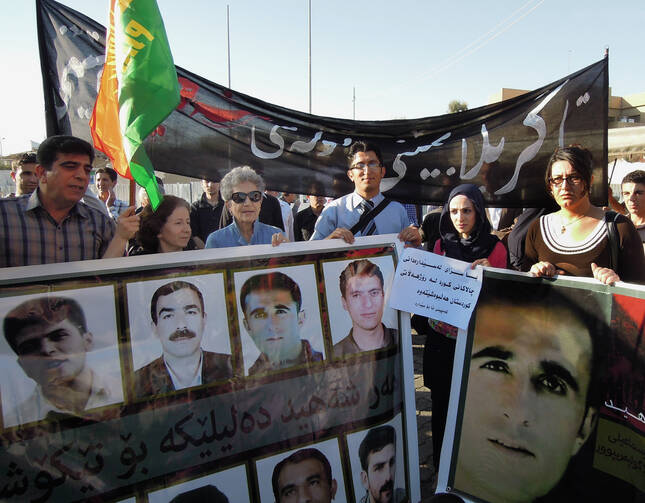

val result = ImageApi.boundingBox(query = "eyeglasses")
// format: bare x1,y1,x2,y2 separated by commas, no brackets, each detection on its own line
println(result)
549,175,583,187
231,191,262,204
351,161,382,171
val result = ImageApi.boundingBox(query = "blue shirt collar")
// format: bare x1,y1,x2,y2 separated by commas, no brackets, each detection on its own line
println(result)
351,191,384,208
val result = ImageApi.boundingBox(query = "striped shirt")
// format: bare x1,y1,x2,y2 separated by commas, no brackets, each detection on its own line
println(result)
0,191,116,268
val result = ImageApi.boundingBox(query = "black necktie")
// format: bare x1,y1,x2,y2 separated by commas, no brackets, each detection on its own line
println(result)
359,199,376,236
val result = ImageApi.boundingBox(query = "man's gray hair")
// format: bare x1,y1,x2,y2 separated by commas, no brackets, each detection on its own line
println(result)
220,166,265,201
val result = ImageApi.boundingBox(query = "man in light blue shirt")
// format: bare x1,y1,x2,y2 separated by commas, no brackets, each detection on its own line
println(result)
310,141,421,246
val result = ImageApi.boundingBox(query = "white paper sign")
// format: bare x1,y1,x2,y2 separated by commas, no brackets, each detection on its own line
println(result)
388,248,483,329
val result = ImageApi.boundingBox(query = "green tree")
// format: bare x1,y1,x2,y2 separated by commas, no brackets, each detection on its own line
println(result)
447,100,468,113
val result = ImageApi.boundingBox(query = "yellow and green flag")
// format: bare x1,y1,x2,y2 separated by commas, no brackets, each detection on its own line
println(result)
90,0,179,209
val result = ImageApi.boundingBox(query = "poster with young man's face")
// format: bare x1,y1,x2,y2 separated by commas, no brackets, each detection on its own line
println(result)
0,285,124,428
445,276,621,503
234,264,324,376
346,414,406,503
321,256,397,351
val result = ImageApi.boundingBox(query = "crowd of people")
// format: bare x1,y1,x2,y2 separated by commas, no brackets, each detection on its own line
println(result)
4,135,643,279
0,137,423,265
2,134,645,486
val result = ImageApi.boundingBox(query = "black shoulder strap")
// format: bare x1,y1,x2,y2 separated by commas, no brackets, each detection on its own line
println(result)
604,211,620,271
350,198,392,235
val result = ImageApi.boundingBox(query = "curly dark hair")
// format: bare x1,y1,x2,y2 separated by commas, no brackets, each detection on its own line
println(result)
135,195,190,252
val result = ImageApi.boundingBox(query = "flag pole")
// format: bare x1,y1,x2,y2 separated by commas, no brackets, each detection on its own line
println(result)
227,5,231,89
308,0,312,114
353,86,356,120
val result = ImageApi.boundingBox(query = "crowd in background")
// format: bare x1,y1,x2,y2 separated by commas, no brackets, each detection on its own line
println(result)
4,136,644,278
3,135,644,280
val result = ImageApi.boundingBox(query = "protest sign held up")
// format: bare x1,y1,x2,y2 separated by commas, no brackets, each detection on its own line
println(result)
0,237,420,502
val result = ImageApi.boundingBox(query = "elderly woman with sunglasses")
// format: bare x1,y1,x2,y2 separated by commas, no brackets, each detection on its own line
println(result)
205,166,288,248
524,146,645,284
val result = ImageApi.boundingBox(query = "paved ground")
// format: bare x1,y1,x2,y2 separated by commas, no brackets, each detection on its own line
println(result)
412,332,438,502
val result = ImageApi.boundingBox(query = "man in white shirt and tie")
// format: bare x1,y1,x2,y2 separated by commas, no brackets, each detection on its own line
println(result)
309,141,421,246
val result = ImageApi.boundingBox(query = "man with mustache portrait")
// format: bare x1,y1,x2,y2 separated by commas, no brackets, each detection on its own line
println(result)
134,280,233,398
358,425,406,503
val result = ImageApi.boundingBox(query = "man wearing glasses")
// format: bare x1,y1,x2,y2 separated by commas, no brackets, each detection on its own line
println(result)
310,141,421,246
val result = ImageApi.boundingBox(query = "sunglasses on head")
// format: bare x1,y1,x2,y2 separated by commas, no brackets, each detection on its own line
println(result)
231,191,262,204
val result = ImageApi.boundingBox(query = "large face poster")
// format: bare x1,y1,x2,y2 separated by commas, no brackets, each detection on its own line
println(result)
0,237,419,502
438,271,645,503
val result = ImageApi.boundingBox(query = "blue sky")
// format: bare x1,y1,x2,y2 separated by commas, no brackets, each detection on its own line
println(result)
1,0,643,155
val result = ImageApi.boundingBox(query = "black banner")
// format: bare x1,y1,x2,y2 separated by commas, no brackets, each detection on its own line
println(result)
38,0,608,207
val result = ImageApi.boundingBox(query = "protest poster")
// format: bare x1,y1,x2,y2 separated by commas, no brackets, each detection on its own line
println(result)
389,247,484,330
0,235,420,502
436,270,645,502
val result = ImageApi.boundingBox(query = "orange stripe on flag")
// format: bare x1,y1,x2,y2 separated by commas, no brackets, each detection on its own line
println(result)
90,0,131,179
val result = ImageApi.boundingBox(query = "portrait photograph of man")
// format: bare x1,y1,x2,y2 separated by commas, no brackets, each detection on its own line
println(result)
0,286,124,428
146,464,248,502
126,275,232,399
255,438,347,503
234,265,325,376
447,276,610,503
346,415,407,503
322,256,398,358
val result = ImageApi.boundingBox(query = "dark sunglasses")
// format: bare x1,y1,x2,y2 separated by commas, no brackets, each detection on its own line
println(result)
231,191,262,204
